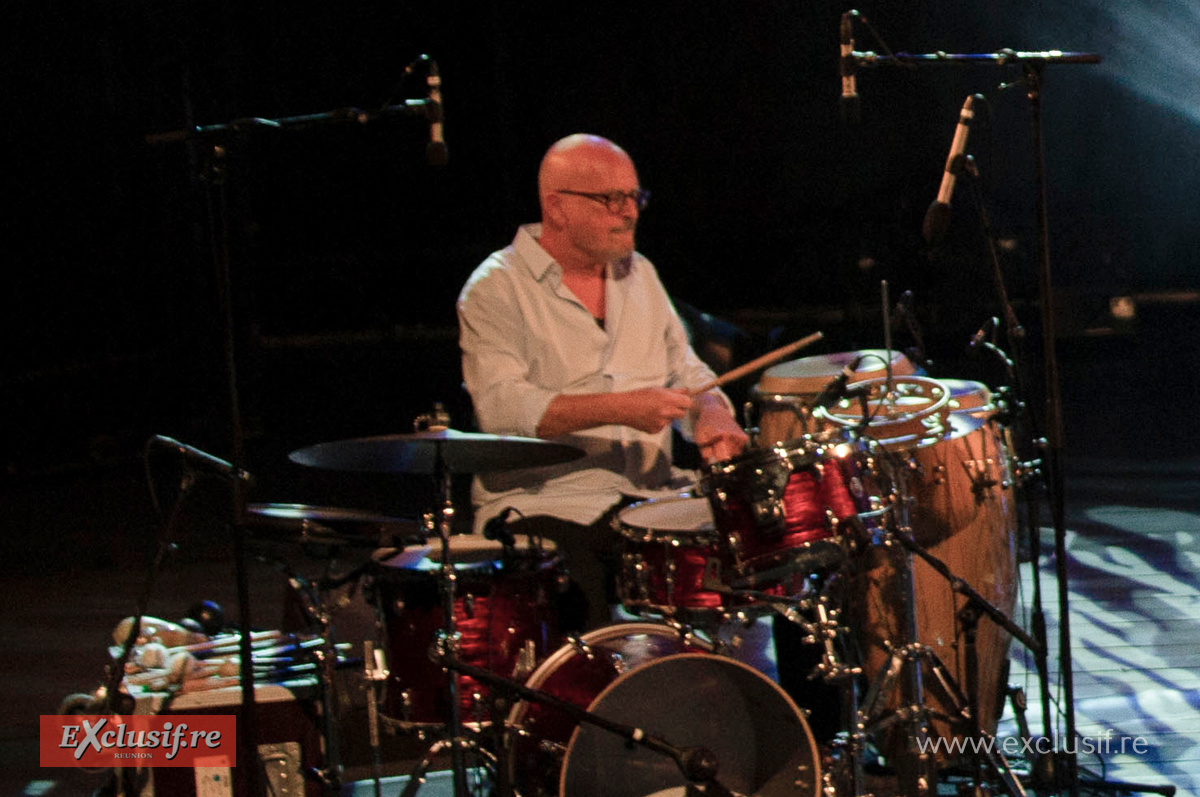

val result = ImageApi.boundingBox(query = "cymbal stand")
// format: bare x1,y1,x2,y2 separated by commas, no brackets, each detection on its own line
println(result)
403,442,479,797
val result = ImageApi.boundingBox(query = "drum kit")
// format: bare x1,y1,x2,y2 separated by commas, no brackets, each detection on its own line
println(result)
90,347,1017,797
194,345,1031,797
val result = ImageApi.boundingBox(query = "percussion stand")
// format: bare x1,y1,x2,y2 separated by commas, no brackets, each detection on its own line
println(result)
273,559,385,792
888,528,1036,796
854,435,941,797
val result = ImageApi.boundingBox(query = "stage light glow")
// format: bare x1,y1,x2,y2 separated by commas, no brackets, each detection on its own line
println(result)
1062,2,1200,125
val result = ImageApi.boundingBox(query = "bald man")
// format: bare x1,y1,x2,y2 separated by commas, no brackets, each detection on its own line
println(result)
457,134,747,629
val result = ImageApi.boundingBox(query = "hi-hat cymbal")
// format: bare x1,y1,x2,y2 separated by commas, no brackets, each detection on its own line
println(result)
244,503,424,548
288,429,585,474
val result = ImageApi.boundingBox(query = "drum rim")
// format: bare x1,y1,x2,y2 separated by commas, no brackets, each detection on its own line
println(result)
507,622,711,726
617,496,719,538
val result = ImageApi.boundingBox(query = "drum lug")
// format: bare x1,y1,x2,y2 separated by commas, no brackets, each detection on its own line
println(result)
620,553,650,603
512,639,539,681
664,552,678,602
399,688,414,723
568,634,595,660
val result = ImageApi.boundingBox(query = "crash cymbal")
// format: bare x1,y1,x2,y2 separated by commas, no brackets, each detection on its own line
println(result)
288,429,585,474
244,503,423,548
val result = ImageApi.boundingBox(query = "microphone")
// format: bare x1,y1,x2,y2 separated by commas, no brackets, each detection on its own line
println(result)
482,507,516,548
152,435,250,481
810,355,865,410
922,94,980,246
425,58,447,166
839,11,860,124
968,316,998,349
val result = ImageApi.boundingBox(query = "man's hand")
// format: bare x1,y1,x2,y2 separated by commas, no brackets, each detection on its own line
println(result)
618,387,694,433
691,391,749,464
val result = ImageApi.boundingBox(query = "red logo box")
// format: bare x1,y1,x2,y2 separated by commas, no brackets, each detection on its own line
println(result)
40,714,237,768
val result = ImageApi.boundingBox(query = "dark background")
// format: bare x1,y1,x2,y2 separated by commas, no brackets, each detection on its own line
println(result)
4,1,1199,551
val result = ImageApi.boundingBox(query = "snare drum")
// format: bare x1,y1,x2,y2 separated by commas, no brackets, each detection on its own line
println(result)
506,622,821,797
752,349,915,445
702,432,879,588
372,534,563,727
615,496,729,616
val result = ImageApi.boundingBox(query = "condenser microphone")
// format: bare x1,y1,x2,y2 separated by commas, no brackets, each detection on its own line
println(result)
152,435,250,481
922,94,979,246
811,355,865,410
425,59,447,166
839,11,860,124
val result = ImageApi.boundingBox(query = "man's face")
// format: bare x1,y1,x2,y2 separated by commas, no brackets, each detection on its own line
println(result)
559,154,642,264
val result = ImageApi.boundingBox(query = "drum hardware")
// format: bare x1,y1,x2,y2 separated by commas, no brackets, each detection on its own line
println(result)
429,624,821,797
362,640,390,797
273,565,359,792
750,349,917,446
290,421,584,797
852,442,940,797
883,527,1034,796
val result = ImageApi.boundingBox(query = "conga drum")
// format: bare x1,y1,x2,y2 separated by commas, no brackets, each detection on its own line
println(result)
821,378,1018,760
751,349,915,446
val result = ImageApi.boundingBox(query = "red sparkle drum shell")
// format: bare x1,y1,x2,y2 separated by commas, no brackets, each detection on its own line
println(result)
753,349,916,445
615,496,730,616
505,622,821,797
702,434,878,586
851,409,1018,758
372,534,563,727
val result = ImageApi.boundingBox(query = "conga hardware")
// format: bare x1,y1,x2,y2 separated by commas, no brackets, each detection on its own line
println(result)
811,369,1027,796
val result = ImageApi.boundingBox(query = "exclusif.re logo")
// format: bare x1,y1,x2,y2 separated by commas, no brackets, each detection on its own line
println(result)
40,714,237,768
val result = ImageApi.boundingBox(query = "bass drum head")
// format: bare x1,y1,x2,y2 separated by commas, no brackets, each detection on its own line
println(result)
560,653,821,797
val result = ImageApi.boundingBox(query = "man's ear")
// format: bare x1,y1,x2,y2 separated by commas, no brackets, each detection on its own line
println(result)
542,193,568,229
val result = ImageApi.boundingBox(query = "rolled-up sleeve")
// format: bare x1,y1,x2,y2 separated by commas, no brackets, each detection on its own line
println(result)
458,260,557,438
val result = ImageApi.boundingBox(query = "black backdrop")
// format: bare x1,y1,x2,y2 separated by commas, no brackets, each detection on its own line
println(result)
5,1,1199,484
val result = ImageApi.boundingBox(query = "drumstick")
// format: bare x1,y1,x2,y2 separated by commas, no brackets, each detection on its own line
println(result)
688,331,824,397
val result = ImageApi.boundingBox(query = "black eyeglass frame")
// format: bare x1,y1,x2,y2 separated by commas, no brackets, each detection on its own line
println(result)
556,188,651,213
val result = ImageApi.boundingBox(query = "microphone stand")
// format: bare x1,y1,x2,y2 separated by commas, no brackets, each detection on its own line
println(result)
844,40,1102,796
146,96,443,796
430,650,742,797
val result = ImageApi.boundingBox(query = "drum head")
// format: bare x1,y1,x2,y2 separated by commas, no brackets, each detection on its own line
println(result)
758,348,915,396
618,496,715,534
374,532,557,570
560,654,820,797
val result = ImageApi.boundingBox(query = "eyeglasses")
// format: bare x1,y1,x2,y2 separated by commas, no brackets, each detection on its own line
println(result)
556,188,651,213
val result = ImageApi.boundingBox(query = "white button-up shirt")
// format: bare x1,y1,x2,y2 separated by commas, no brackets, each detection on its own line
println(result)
457,224,729,529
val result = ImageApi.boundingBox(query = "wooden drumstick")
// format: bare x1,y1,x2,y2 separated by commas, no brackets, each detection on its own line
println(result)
688,331,824,397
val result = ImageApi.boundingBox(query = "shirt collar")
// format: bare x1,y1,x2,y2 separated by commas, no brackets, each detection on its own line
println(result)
513,224,558,281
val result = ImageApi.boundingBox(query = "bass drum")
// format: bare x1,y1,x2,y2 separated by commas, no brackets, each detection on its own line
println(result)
851,391,1018,760
506,622,821,797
